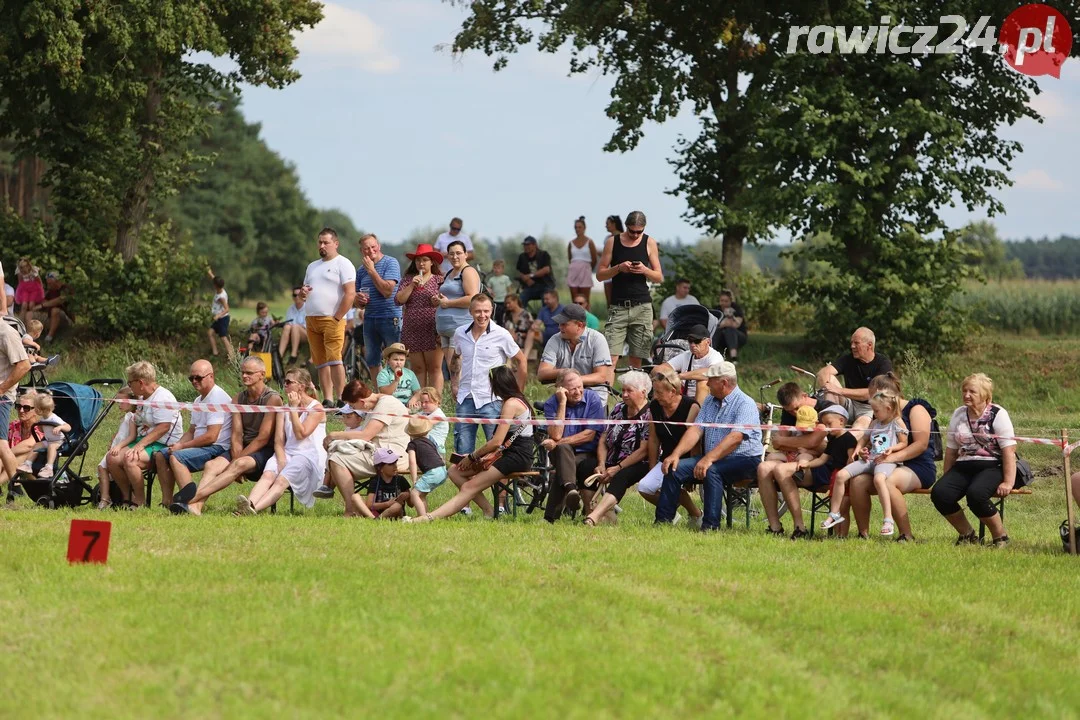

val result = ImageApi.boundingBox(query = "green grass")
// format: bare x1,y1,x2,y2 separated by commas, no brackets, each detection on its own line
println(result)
4,332,1080,717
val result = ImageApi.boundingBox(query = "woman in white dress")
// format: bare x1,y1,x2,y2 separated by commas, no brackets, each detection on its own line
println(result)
238,368,326,514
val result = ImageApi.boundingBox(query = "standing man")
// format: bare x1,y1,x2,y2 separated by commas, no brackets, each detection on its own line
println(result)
301,227,356,408
816,327,892,433
537,304,613,404
0,319,30,490
354,233,401,380
516,236,554,307
657,278,698,330
596,210,663,370
449,294,527,455
434,217,474,275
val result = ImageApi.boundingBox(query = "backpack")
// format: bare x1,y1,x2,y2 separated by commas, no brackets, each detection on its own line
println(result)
985,405,1034,488
929,414,944,462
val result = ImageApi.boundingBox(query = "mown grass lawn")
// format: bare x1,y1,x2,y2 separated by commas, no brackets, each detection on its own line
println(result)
4,331,1080,717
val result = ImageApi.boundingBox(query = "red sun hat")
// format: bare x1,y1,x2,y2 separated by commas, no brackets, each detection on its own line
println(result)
406,243,444,266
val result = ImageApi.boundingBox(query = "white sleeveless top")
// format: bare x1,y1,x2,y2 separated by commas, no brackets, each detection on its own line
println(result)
509,401,534,438
569,240,592,263
284,400,327,455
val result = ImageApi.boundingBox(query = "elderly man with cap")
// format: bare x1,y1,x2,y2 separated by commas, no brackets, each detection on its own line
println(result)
541,369,606,522
538,303,613,404
654,360,762,530
653,323,724,405
515,235,554,308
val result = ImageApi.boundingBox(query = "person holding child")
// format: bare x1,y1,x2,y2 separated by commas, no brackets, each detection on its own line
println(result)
822,389,909,536
785,405,858,539
376,343,421,407
15,392,70,479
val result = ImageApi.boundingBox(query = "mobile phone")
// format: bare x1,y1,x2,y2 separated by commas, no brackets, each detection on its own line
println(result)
450,452,467,464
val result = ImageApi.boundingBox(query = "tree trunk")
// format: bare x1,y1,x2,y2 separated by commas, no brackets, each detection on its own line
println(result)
721,227,746,291
114,69,163,262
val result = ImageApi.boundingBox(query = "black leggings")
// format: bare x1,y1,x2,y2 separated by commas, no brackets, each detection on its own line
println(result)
931,459,1003,519
604,461,650,502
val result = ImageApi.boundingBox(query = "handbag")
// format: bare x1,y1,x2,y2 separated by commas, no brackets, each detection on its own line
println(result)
476,425,524,470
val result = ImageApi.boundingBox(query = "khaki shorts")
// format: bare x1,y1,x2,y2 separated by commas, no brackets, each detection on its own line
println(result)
842,397,873,420
604,302,653,360
328,445,410,479
306,316,345,368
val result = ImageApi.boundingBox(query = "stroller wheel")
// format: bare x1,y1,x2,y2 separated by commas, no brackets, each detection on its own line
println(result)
36,495,56,510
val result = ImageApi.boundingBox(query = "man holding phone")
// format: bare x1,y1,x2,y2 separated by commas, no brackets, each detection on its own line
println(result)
301,227,356,408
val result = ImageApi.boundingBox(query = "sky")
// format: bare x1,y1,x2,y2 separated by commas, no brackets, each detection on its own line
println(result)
227,0,1080,246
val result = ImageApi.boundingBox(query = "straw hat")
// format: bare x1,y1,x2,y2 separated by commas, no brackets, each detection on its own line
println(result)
381,342,409,362
406,416,433,438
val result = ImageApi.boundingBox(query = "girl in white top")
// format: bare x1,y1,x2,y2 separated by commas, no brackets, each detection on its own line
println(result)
567,216,598,300
95,387,134,509
238,368,326,514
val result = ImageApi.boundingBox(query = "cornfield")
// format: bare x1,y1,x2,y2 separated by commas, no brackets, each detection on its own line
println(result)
958,280,1080,334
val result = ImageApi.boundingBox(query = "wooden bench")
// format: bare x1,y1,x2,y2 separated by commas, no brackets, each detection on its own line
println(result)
809,485,1033,540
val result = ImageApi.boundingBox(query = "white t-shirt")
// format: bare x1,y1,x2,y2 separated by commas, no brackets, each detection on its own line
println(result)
659,294,700,321
40,412,67,443
434,232,474,274
285,302,306,325
303,254,356,317
668,347,724,396
423,407,450,452
193,385,233,450
134,385,185,445
211,290,228,316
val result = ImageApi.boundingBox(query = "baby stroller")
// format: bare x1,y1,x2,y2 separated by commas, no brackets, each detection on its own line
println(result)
15,379,124,508
649,304,720,368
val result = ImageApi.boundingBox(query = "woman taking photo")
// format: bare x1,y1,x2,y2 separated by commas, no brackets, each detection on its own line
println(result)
583,371,652,526
396,243,444,393
566,216,598,304
405,365,534,522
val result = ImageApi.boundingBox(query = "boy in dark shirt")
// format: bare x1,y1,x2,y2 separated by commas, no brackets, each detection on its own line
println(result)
797,405,858,490
363,447,414,519
404,417,447,516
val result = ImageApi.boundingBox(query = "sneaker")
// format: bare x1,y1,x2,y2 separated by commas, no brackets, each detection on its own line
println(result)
991,534,1010,548
613,503,623,515
46,354,60,367
37,466,54,479
459,506,473,516
688,514,704,530
955,531,979,546
16,461,33,475
312,484,335,499
821,512,846,530
880,518,895,536
673,512,684,526
563,488,581,514
236,495,256,516
790,527,810,541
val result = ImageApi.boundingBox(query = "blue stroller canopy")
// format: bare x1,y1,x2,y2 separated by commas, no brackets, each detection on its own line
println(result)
43,382,103,439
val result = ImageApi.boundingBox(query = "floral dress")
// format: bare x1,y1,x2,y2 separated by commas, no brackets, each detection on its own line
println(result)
603,401,652,466
397,274,440,353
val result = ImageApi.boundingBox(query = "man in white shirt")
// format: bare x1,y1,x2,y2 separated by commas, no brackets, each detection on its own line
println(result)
657,278,699,330
300,227,356,408
278,286,308,363
434,217,474,274
654,324,723,404
449,294,526,455
153,359,233,506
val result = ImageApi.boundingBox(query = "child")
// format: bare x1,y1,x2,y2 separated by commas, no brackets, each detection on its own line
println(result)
247,302,273,350
17,393,71,480
21,319,50,365
14,257,45,318
796,405,858,491
364,447,413,519
486,259,512,325
763,405,823,468
822,390,909,535
376,343,421,407
416,386,449,452
207,272,234,358
405,417,448,515
97,387,135,509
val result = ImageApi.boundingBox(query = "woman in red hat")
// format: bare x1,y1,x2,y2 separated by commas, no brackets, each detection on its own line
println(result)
395,243,444,393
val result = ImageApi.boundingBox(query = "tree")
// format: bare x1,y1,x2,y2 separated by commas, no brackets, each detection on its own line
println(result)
957,221,1025,282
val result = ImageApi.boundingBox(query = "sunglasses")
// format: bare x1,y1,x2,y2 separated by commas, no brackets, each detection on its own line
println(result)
292,293,301,298
626,228,644,236
450,226,462,232
188,374,210,383
17,404,34,411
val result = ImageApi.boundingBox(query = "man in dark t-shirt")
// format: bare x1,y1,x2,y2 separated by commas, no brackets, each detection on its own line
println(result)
815,327,892,432
516,236,554,307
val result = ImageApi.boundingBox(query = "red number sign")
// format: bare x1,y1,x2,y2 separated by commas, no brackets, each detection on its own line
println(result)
67,519,112,564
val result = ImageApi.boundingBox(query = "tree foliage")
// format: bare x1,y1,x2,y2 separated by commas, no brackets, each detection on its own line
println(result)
1005,235,1080,279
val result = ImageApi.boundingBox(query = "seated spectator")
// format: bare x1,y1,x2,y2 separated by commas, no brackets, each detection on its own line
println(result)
14,258,45,322
404,366,535,522
636,369,702,525
404,416,447,516
170,356,281,515
108,361,184,508
247,302,273,349
30,271,73,342
572,295,601,330
15,392,70,479
657,278,698,330
712,290,748,361
416,386,449,451
358,448,414,519
501,293,535,364
535,289,565,348
816,327,892,433
237,368,326,514
654,324,723,405
537,303,613,404
3,281,14,317
931,373,1017,548
95,387,134,509
376,343,421,407
516,235,555,307
583,370,652,526
541,369,606,522
655,361,763,530
279,287,308,364
153,360,232,506
5,390,42,484
323,386,411,516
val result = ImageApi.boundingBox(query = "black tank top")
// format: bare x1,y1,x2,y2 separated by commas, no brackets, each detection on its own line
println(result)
610,233,651,305
650,396,697,458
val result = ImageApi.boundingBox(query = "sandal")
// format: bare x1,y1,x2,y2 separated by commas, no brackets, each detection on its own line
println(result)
96,500,112,511
880,518,895,536
583,516,596,527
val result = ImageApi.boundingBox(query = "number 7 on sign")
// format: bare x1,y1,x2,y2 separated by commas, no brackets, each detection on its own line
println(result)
67,519,112,564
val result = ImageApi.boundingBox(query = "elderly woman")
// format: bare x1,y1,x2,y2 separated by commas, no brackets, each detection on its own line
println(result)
395,243,444,392
583,371,651,526
930,373,1017,548
237,369,326,515
323,383,410,517
847,373,939,542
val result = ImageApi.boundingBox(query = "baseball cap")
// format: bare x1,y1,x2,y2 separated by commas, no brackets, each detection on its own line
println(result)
338,404,360,415
553,304,587,324
45,271,59,280
702,360,737,379
373,447,400,466
820,404,850,421
795,406,819,430
687,324,710,343
522,235,537,245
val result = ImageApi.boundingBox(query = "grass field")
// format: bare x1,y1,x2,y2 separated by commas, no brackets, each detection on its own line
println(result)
4,332,1080,718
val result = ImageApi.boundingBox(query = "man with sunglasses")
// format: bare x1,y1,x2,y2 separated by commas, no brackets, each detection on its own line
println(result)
652,324,723,405
153,360,233,506
0,318,30,489
596,210,663,370
171,356,281,515
434,217,474,275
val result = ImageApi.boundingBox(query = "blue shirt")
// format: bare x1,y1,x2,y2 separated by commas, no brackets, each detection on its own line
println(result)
543,388,605,454
356,256,402,319
698,385,763,458
538,304,565,346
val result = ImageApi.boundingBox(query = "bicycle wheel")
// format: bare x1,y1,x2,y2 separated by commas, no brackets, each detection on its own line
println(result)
271,349,285,390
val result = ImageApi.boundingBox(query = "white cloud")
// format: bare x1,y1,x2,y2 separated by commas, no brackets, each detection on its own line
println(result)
1014,168,1064,191
296,3,400,73
1027,90,1068,119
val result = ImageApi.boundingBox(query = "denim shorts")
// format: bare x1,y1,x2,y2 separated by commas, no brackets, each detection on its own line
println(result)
414,466,448,493
160,444,230,472
0,399,10,441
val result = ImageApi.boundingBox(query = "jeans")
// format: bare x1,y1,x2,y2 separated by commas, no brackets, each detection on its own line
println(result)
518,284,549,308
363,315,401,369
655,454,761,530
454,397,502,455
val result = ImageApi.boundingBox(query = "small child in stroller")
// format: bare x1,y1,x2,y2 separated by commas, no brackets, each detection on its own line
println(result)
17,393,71,479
